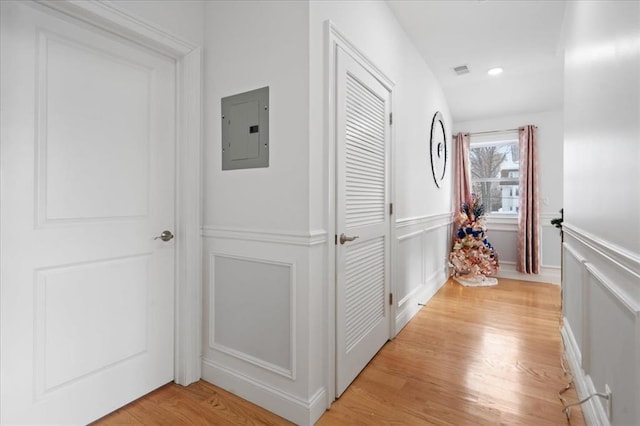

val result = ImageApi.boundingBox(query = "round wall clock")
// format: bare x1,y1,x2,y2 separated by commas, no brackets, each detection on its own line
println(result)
430,111,448,188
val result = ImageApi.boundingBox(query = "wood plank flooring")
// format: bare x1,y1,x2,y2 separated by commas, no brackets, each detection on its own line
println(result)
94,278,584,425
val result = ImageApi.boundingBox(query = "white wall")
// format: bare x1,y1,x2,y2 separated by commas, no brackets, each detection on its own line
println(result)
200,2,320,425
202,1,310,232
111,0,204,45
561,1,640,425
453,110,563,284
200,1,453,424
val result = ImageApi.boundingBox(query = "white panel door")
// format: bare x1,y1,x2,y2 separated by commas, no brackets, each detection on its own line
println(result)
335,46,391,397
1,2,176,424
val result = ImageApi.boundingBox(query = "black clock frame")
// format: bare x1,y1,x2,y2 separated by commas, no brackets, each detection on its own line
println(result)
430,111,448,188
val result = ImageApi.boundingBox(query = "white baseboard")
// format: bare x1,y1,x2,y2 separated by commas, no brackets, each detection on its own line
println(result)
201,358,326,426
395,269,448,333
561,320,610,426
497,261,561,285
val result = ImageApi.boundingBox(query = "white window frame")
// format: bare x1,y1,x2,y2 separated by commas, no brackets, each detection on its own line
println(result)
469,131,520,219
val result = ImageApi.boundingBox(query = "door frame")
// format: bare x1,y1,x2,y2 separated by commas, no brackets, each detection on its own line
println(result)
25,0,203,386
325,20,396,406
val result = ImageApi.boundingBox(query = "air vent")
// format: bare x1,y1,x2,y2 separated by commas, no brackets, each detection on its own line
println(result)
453,65,470,75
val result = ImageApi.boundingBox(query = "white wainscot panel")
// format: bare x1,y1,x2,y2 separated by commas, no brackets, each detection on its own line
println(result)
210,253,294,378
424,226,449,283
586,267,638,426
40,33,150,222
487,229,518,263
562,244,585,357
396,231,423,305
35,255,150,394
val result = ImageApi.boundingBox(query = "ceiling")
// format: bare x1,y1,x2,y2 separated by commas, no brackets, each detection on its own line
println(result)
386,0,567,123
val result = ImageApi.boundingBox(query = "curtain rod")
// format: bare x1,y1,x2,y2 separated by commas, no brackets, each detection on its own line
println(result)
468,128,519,136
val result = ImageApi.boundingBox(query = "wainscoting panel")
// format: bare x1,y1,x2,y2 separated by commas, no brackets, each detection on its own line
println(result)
586,268,637,426
485,213,562,284
396,231,424,305
201,227,327,426
562,243,586,359
211,253,294,378
561,225,640,426
487,229,518,263
394,213,452,333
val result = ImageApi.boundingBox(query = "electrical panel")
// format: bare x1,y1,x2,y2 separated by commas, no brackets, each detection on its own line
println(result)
221,86,269,170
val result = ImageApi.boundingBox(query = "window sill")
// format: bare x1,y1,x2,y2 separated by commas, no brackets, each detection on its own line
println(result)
485,214,518,231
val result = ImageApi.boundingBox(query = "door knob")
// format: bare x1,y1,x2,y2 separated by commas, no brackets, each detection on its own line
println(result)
339,233,359,245
154,230,174,242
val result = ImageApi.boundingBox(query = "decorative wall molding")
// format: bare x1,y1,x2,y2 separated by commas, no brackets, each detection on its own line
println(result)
485,212,558,228
202,358,326,426
394,217,450,334
584,263,640,316
212,343,294,380
202,226,327,247
395,212,452,231
561,322,609,426
564,222,640,280
397,229,424,242
563,241,587,264
485,214,518,232
327,21,394,90
563,238,640,425
496,261,561,285
36,0,197,56
208,252,296,380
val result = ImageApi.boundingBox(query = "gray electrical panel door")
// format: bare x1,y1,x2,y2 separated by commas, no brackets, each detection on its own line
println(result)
221,86,269,170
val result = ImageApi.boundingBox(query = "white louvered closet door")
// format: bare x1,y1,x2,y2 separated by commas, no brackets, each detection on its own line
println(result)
335,46,391,397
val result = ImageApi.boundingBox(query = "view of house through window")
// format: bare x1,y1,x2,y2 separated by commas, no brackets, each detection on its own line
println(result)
470,131,519,214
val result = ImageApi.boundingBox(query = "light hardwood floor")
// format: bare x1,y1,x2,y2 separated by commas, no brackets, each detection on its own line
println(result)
94,278,584,425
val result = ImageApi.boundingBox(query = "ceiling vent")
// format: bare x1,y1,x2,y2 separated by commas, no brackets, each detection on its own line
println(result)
453,65,470,75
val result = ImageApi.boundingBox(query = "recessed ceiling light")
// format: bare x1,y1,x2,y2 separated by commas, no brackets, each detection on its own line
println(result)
488,67,503,76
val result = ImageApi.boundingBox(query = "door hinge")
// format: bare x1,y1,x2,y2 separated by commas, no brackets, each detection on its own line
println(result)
389,293,393,305
335,234,337,245
389,112,393,125
389,203,393,215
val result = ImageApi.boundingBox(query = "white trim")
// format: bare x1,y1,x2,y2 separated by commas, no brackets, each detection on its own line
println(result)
561,321,610,426
208,252,297,380
201,358,326,426
561,317,582,367
36,0,195,56
395,212,453,230
174,46,203,386
563,241,587,264
324,19,337,407
211,343,294,380
327,21,394,89
202,226,327,246
395,269,448,333
564,222,640,280
35,0,203,387
326,19,396,406
397,229,424,242
496,261,561,285
584,262,640,316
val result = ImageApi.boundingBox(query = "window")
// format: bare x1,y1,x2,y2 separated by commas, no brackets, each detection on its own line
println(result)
469,131,519,214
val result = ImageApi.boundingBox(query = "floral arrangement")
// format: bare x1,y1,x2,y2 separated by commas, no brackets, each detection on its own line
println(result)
449,194,499,277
